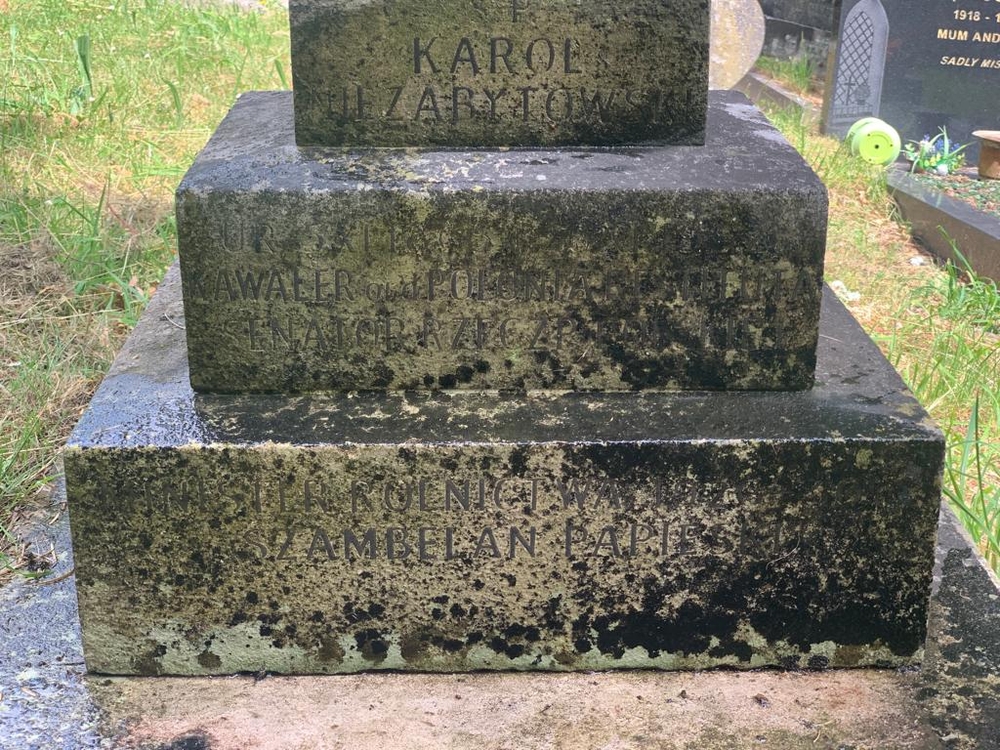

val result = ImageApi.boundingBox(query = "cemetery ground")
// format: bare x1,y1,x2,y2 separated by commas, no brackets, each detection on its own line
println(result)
0,0,998,592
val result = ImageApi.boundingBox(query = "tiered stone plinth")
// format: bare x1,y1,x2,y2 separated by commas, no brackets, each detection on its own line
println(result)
64,267,943,675
64,0,945,679
177,91,826,393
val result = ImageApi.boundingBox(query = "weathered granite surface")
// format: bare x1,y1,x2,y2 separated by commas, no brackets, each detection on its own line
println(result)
917,509,1000,749
289,0,709,147
63,265,942,675
10,487,1000,747
177,90,827,393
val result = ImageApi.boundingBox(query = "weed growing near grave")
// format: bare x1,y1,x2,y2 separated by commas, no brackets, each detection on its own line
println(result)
0,0,290,580
887,253,1000,568
766,105,1000,572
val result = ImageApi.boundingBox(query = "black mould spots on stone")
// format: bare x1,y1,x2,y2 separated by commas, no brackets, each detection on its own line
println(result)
229,611,249,627
508,447,530,476
344,602,385,624
159,733,212,750
808,655,830,670
488,636,525,660
65,264,942,674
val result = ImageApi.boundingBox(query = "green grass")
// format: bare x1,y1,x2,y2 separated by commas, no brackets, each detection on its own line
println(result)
885,253,1000,569
754,54,819,97
0,0,290,579
765,104,1000,572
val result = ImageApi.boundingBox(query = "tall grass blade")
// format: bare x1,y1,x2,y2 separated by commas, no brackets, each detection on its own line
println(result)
166,80,184,127
75,34,93,93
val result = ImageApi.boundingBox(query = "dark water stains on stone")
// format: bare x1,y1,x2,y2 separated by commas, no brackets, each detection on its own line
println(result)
132,644,168,676
196,650,222,669
177,93,823,394
355,629,389,662
400,628,468,660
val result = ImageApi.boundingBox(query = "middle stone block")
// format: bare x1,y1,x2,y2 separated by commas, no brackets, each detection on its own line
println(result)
177,91,827,393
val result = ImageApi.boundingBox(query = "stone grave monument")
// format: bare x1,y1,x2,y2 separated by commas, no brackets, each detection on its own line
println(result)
65,0,944,675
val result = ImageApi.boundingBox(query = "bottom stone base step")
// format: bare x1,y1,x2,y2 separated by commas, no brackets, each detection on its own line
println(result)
64,265,943,675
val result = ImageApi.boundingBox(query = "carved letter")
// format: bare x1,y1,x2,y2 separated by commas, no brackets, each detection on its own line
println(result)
308,528,337,560
490,37,515,73
593,526,622,557
563,38,580,73
629,523,657,555
385,85,404,119
452,86,475,123
235,269,266,300
580,89,618,123
473,527,501,558
276,528,296,560
414,86,442,121
351,481,374,512
413,37,439,74
344,528,377,559
451,38,480,74
304,479,330,512
525,38,555,72
445,478,471,511
483,88,507,120
386,527,412,560
418,527,438,560
508,526,536,558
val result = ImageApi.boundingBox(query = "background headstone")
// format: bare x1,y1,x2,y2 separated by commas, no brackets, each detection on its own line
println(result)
758,0,838,72
709,0,766,89
823,0,1000,161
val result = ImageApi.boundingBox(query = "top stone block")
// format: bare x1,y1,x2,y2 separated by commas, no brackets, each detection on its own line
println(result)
289,0,709,147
